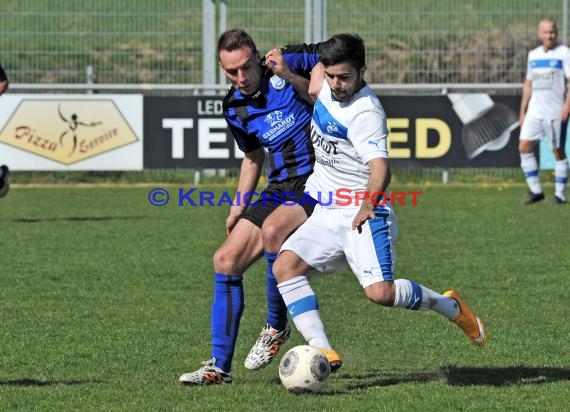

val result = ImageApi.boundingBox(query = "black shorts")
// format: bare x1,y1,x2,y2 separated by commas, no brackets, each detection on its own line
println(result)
242,174,316,228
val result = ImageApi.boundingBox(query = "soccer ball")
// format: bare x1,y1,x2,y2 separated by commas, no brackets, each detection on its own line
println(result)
278,345,331,393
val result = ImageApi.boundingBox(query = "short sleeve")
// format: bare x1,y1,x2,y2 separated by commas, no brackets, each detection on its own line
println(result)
348,110,389,164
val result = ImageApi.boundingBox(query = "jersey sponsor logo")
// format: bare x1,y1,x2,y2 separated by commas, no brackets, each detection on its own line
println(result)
315,155,338,167
262,110,296,141
311,128,340,167
311,128,339,155
532,71,557,90
532,72,556,81
270,75,286,90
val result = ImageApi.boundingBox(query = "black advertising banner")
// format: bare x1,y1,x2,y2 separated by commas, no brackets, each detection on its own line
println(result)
143,95,522,169
144,96,243,169
385,95,521,168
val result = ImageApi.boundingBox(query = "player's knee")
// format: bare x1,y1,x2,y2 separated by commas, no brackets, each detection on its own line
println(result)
272,258,285,283
261,222,284,253
272,255,297,283
364,283,395,306
213,247,237,274
553,148,566,160
518,140,533,154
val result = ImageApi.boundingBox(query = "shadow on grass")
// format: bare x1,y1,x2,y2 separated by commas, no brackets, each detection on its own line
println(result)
0,378,103,386
333,365,570,392
12,216,145,223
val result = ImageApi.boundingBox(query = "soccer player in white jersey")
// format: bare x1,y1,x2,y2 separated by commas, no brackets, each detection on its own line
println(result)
519,18,570,204
272,34,488,371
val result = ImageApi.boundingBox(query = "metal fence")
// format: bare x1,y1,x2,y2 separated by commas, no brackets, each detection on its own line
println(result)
0,0,567,92
1,0,203,85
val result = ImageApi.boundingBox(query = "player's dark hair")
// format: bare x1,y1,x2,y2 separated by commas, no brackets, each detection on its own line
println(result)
319,33,365,70
217,28,260,60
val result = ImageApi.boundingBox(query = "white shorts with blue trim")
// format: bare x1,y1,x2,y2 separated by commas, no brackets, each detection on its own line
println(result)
280,203,398,288
520,116,568,150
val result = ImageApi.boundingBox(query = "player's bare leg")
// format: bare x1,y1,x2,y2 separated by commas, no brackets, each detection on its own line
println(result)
213,218,264,275
180,219,264,385
552,147,568,204
364,280,487,347
519,139,545,204
274,251,343,372
245,204,309,370
261,204,309,254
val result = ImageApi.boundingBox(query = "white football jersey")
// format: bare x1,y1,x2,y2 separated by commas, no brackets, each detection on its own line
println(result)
526,43,570,119
305,80,389,206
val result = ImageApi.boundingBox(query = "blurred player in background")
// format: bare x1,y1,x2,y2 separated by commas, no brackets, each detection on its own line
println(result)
519,18,569,205
179,29,321,385
273,34,488,370
0,64,10,197
0,63,8,95
0,164,9,198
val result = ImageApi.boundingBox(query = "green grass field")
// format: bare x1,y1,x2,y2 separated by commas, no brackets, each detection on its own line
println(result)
1,183,569,411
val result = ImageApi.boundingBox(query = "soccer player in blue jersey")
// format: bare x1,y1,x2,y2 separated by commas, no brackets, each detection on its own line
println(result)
179,29,321,385
273,34,488,371
519,18,570,204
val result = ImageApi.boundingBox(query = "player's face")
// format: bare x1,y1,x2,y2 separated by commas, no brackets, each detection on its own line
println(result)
538,21,557,50
219,46,262,96
324,63,366,102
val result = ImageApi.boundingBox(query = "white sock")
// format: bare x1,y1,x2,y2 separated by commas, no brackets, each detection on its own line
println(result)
520,153,542,194
394,279,459,320
278,276,332,349
554,159,568,200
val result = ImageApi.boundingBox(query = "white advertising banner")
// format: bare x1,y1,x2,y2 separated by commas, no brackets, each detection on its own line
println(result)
0,94,143,170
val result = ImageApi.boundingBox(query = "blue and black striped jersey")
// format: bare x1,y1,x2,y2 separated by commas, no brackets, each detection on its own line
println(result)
222,43,320,183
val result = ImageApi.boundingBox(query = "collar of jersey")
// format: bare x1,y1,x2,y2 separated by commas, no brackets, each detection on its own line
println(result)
236,74,270,104
542,43,560,53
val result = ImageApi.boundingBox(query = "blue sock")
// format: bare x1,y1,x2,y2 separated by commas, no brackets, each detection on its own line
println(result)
211,272,244,372
265,252,288,331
